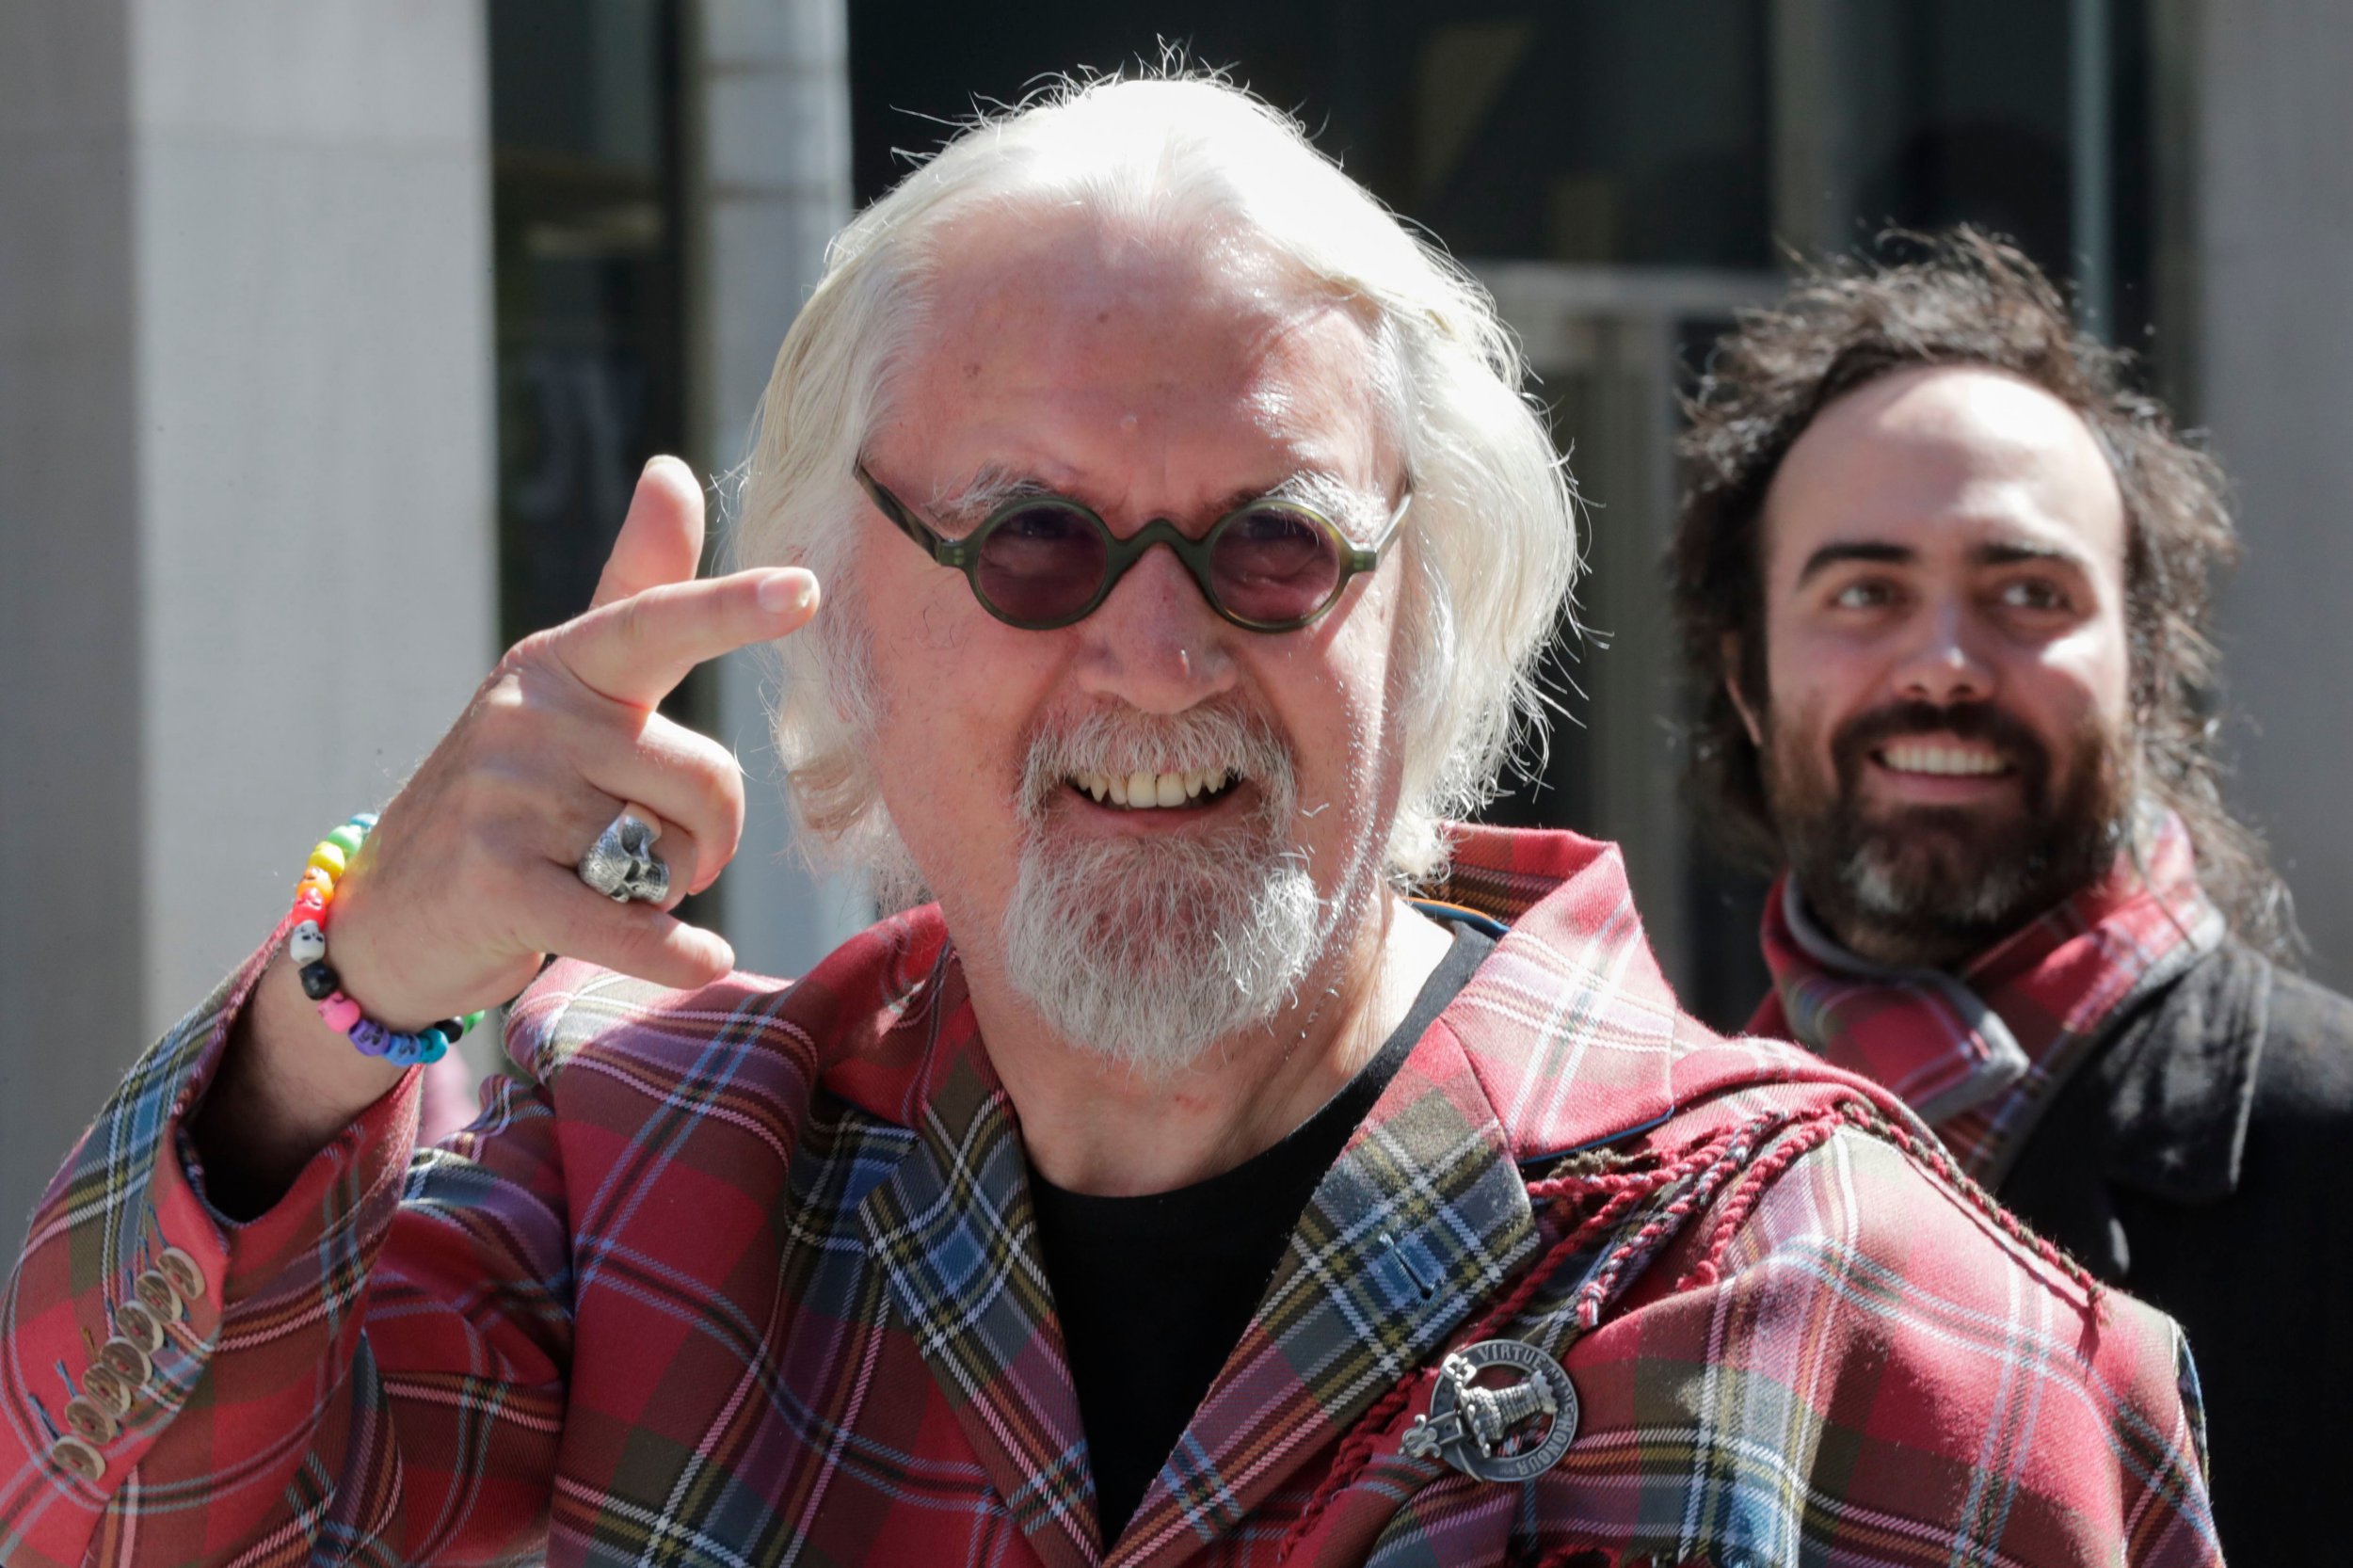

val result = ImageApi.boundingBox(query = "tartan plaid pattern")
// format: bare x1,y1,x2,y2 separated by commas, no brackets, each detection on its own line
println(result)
0,825,2219,1566
1753,813,2226,1183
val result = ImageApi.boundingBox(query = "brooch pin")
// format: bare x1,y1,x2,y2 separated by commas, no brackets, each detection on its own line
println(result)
1400,1339,1579,1482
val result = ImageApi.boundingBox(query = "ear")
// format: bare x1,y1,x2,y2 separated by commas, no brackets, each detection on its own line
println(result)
1721,631,1766,748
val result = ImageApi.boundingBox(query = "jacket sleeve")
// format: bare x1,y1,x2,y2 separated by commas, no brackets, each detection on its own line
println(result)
0,938,573,1567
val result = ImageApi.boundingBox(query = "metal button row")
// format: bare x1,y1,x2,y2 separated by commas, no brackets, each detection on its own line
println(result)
50,1246,206,1485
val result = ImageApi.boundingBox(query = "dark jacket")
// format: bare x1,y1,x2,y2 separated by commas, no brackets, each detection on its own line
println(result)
2001,938,2353,1565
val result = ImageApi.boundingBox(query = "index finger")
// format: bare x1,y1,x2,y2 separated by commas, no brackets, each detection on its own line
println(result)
552,568,819,708
591,456,708,611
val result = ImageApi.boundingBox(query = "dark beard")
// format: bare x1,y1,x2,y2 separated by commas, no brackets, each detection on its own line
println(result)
1764,698,2131,969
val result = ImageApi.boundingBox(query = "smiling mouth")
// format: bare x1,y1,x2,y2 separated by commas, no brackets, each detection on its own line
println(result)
1872,741,2014,778
1067,768,1241,809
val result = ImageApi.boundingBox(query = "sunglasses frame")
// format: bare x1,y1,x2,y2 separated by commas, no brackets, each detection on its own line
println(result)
854,463,1410,632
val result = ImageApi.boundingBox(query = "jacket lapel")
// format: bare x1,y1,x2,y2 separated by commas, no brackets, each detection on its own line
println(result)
857,1038,1101,1568
1109,1019,1538,1568
2103,941,2270,1202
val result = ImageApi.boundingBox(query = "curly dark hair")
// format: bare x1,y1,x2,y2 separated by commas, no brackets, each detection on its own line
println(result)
1671,227,2297,960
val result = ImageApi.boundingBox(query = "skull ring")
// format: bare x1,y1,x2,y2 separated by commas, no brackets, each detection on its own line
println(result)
577,811,671,904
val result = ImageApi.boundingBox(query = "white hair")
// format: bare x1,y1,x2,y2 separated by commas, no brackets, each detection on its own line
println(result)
731,70,1579,886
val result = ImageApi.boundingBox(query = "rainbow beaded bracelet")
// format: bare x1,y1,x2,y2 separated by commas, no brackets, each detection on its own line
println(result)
285,813,483,1065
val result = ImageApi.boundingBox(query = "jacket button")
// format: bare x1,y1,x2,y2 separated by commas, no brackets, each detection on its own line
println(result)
50,1435,104,1483
81,1364,133,1418
99,1337,152,1386
113,1300,165,1355
63,1397,120,1445
133,1270,185,1324
156,1247,206,1304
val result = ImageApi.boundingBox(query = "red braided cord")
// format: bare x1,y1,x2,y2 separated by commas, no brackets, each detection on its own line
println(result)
1275,1103,1986,1563
1272,1374,1425,1564
1676,1109,1848,1289
1273,1150,1716,1564
1833,1100,2098,1299
1569,1113,1802,1326
1283,1096,2099,1566
1273,1175,1677,1562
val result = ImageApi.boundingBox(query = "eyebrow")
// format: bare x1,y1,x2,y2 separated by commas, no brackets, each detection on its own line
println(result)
926,464,1053,528
926,466,1376,534
1794,541,1912,586
1975,540,2086,569
1792,536,2094,586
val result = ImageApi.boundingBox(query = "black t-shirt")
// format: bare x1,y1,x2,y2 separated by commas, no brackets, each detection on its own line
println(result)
1027,920,1497,1543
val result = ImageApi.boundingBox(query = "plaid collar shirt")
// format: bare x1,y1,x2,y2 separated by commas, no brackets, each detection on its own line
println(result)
2,826,2219,1567
1751,812,2227,1186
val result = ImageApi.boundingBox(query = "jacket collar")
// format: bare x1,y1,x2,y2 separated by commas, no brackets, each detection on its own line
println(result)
2096,939,2270,1202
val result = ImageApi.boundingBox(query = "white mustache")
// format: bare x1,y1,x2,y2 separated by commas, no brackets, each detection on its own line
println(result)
1016,704,1296,821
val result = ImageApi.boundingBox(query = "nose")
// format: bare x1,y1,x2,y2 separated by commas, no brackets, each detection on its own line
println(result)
1892,597,1994,707
1070,539,1238,713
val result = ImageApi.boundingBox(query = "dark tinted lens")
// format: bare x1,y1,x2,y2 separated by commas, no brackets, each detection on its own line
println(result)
973,502,1110,625
1209,505,1343,625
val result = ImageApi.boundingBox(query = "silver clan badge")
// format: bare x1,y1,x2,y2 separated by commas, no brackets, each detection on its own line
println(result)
1399,1339,1579,1482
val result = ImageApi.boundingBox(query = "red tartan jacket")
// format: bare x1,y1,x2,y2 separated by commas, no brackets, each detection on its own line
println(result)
0,827,2220,1566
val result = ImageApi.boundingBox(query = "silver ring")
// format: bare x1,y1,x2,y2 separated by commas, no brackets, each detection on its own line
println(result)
576,811,670,904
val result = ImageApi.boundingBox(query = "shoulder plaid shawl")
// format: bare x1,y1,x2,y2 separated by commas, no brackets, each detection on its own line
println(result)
1751,812,2226,1185
1,825,2220,1566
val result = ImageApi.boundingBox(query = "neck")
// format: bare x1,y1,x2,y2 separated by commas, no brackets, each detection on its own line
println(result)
971,888,1453,1195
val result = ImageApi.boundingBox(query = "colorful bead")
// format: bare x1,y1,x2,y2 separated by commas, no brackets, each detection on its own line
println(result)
295,813,446,1068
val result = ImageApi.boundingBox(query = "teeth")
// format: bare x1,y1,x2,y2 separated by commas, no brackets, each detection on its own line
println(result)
1881,743,2006,776
1068,768,1239,808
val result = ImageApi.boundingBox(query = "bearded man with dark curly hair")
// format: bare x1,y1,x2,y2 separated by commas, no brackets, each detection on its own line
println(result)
1673,226,2353,1565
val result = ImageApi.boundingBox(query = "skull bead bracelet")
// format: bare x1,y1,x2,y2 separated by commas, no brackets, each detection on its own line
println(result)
283,813,484,1065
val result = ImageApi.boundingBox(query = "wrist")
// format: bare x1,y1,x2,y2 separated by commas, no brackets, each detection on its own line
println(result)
286,814,482,1066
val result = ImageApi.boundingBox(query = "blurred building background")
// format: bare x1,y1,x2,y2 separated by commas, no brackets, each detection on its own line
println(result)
4,0,2347,1235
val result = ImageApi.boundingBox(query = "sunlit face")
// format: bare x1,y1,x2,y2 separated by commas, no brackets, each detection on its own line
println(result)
1743,364,2136,966
855,213,1413,1067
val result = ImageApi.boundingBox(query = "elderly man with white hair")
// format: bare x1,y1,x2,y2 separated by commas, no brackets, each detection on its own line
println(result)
1,76,2218,1567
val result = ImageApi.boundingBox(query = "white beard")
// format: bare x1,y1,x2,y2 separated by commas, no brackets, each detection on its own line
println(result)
999,704,1332,1078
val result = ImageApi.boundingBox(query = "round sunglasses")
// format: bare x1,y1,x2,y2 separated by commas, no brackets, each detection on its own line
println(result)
855,464,1410,632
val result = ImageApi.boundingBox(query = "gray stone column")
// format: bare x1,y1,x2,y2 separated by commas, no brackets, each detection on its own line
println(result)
2196,0,2353,985
693,0,871,977
0,0,495,1238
